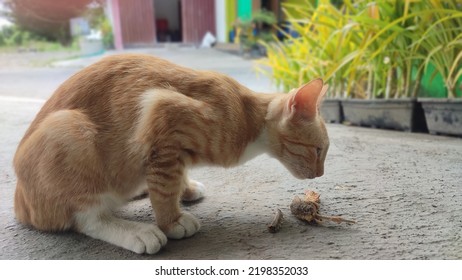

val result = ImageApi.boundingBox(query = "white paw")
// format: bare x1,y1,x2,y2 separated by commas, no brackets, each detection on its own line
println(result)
190,180,205,200
164,212,201,239
182,180,205,202
122,223,168,254
75,199,167,255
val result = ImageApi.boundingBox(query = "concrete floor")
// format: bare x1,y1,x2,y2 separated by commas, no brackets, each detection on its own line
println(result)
1,47,461,259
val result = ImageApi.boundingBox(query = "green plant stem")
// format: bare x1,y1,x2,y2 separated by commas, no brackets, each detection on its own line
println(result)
385,67,392,99
367,67,373,99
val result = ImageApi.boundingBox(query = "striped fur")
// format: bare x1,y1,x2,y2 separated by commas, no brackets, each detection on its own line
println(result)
13,54,329,254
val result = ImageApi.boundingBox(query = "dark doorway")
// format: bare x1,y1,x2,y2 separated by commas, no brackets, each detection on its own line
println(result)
153,0,182,42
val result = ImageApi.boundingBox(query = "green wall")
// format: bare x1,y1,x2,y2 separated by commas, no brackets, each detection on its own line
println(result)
237,0,252,21
226,0,237,39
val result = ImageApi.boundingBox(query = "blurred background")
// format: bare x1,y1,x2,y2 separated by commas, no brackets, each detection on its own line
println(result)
1,1,462,260
0,0,291,52
0,0,461,135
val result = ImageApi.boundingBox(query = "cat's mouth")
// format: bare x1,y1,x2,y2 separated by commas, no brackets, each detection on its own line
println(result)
301,173,317,180
290,168,317,180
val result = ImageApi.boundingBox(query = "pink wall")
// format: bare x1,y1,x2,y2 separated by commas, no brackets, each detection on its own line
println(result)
110,0,156,48
181,0,216,43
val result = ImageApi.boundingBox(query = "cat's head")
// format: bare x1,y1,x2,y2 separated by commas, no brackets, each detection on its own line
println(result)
266,78,329,179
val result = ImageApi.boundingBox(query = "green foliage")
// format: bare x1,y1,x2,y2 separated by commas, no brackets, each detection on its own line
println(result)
1,25,43,47
258,0,462,98
1,25,30,46
251,9,277,25
238,9,276,51
100,16,114,49
0,24,78,52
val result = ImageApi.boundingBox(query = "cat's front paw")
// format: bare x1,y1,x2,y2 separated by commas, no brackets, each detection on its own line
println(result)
124,224,168,254
163,212,200,239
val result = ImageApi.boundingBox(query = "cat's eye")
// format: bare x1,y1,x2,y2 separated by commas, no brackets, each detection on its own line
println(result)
316,148,322,157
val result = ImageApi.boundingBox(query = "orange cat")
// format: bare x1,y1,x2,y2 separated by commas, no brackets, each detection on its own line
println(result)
13,54,329,254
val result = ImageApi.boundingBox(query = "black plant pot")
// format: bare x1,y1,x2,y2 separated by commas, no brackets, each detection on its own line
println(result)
419,98,462,136
342,98,427,132
320,99,344,123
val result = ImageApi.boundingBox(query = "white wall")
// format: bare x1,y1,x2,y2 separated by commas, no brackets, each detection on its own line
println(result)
215,0,227,43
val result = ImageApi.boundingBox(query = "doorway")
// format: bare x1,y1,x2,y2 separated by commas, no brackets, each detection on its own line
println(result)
153,0,182,42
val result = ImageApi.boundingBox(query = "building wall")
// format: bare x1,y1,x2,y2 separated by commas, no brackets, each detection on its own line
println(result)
252,0,262,14
181,0,216,44
111,0,220,46
215,0,227,42
118,0,156,46
237,0,252,21
225,0,237,38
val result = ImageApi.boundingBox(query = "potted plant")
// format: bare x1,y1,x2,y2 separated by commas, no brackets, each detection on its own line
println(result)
336,1,427,132
257,1,348,123
259,0,461,134
412,1,462,136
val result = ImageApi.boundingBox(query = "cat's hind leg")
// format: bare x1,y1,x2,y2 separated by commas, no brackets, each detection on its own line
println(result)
14,109,166,254
74,196,167,254
181,179,205,202
14,109,104,231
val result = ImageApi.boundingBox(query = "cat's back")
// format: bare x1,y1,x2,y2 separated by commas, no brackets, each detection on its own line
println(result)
19,54,207,142
51,53,246,107
18,54,253,151
29,53,244,119
43,54,197,110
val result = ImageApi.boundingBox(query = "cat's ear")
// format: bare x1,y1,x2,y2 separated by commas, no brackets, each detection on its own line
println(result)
287,78,327,121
